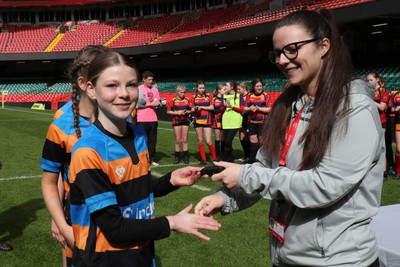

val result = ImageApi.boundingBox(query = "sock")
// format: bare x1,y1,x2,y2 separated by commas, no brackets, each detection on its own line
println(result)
395,155,400,174
183,150,189,158
174,151,180,159
223,146,233,162
198,144,206,161
244,140,251,158
208,144,217,161
241,140,251,158
249,143,260,163
215,140,221,158
221,141,225,156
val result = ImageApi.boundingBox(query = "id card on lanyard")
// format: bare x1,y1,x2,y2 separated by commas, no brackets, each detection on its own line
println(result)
270,103,305,243
279,104,305,166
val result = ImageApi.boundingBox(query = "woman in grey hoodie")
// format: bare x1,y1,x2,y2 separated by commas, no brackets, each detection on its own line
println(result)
195,8,383,267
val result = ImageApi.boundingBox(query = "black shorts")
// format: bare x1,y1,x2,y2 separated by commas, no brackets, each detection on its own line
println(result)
173,121,190,127
194,123,211,128
248,122,264,136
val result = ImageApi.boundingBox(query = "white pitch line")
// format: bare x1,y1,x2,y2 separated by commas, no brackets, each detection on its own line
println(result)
191,184,211,191
150,162,203,168
4,107,54,116
0,118,46,122
158,126,239,139
151,171,163,178
0,175,41,181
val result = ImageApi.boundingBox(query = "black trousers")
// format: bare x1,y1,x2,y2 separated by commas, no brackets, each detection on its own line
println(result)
273,257,379,267
137,121,158,162
222,128,239,161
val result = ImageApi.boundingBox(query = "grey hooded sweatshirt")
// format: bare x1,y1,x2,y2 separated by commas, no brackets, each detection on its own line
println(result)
218,79,384,266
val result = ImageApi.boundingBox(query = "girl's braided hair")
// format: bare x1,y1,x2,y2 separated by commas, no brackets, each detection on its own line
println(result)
66,45,111,138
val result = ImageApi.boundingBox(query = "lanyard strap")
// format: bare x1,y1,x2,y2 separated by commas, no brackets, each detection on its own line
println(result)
279,105,305,166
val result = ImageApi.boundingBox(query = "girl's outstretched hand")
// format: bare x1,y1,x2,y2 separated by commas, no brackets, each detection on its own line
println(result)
167,204,221,241
170,166,204,186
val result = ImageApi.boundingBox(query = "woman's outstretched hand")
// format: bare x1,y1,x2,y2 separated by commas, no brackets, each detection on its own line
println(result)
209,161,241,189
166,204,221,241
194,194,225,217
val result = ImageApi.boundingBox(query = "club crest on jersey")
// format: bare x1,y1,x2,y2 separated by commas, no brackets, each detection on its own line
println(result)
115,166,126,179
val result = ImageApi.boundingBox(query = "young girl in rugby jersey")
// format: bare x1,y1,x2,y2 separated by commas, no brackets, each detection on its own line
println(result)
244,78,271,163
211,84,227,161
368,72,389,133
69,51,220,267
192,80,217,165
41,45,111,267
166,85,192,164
391,87,400,179
367,72,390,176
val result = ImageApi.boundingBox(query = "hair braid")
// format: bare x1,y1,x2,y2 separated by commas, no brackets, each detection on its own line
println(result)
66,45,112,138
68,59,91,138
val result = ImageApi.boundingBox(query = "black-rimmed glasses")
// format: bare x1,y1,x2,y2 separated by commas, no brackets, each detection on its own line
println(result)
268,38,319,64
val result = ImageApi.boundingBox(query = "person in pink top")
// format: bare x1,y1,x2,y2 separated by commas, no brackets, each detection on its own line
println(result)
137,71,162,166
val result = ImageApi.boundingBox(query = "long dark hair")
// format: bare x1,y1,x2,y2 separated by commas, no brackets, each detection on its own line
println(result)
67,45,111,137
367,72,386,88
251,78,264,94
227,80,238,102
262,9,354,170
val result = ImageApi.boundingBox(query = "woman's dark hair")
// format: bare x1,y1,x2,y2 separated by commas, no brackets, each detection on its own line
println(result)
262,8,353,170
67,45,111,138
227,80,238,102
251,78,264,94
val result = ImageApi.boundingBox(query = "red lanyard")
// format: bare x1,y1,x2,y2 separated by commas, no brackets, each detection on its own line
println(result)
279,104,305,166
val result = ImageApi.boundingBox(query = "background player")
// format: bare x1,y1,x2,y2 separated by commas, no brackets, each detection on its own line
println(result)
166,85,192,164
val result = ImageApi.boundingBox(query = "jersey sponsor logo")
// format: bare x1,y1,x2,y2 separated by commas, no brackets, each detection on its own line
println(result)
115,166,126,179
122,201,155,219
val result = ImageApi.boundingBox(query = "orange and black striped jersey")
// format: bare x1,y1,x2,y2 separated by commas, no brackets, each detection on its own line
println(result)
192,94,213,125
374,87,389,124
246,92,270,124
212,96,224,129
69,120,175,266
53,100,73,120
167,96,192,126
40,99,90,224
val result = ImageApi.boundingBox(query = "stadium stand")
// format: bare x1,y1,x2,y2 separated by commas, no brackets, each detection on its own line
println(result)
2,65,398,108
0,0,377,53
51,21,119,52
154,0,375,44
108,15,183,48
0,25,58,53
